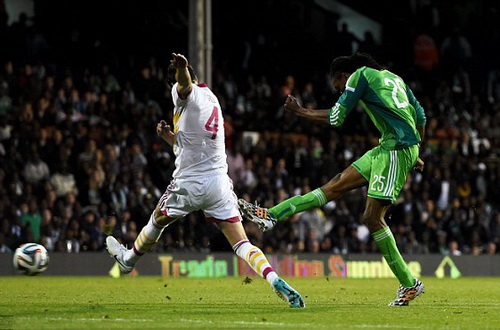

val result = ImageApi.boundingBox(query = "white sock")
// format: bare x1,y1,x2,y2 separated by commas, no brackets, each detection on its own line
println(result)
125,212,165,264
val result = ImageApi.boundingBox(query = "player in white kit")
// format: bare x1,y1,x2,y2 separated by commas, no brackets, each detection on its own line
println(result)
106,53,304,308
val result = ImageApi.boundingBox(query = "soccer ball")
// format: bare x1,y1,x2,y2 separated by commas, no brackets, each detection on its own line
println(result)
13,243,50,276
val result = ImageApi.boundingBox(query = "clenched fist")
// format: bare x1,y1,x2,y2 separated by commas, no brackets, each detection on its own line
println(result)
157,120,175,145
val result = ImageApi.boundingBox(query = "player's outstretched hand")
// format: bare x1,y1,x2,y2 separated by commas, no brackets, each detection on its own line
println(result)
171,53,188,68
413,157,424,172
157,120,174,142
284,95,302,114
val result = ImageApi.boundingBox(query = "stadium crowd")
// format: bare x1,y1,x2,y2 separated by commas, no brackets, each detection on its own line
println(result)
0,4,499,257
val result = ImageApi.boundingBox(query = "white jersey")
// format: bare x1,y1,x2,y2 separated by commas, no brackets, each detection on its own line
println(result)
170,82,227,178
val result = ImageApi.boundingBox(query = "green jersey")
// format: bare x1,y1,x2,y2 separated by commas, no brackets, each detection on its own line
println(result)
328,66,426,150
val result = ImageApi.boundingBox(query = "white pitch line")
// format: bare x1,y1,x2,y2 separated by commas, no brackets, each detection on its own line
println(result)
17,317,153,322
178,318,321,328
351,325,425,329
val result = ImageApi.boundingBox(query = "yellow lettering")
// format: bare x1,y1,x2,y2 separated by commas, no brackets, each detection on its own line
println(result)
370,260,382,278
158,255,173,277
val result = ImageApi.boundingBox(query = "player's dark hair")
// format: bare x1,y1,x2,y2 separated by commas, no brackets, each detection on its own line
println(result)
330,53,383,78
166,64,197,88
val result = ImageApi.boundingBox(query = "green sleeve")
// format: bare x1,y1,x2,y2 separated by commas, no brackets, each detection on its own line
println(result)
20,214,28,226
406,86,426,126
329,68,368,127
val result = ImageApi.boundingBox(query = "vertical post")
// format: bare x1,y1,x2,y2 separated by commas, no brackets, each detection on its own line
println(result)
204,0,212,87
188,0,204,82
189,0,212,85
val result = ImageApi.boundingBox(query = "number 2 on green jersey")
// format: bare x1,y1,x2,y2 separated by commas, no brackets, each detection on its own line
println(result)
384,78,409,109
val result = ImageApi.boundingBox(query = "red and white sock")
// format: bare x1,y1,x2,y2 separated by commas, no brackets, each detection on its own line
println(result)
232,239,278,285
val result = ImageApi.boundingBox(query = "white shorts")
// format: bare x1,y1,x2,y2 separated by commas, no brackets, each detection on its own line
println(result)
158,174,242,223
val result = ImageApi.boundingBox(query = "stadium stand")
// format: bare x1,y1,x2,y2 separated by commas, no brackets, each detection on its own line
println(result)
0,1,499,256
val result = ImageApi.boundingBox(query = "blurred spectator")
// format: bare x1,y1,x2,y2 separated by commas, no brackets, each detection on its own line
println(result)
50,163,78,198
0,233,11,253
336,23,359,55
440,27,472,70
301,82,318,109
299,208,328,243
20,199,42,243
487,241,497,256
227,144,245,184
449,240,462,256
413,33,439,72
22,151,50,185
357,31,381,58
40,208,57,251
486,65,500,104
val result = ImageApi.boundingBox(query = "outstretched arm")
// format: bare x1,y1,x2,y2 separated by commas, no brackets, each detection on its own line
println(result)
285,70,366,127
171,53,192,98
284,95,330,123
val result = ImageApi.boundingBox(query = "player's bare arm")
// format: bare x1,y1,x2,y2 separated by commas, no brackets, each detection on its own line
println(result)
171,53,192,97
417,125,425,142
413,125,426,172
284,95,329,123
157,120,175,146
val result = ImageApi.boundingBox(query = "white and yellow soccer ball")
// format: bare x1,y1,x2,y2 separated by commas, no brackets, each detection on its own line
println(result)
13,243,50,276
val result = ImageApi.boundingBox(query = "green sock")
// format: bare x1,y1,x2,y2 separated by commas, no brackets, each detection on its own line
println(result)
373,227,415,288
269,188,328,221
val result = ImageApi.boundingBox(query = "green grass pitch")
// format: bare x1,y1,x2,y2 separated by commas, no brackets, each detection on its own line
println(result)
0,276,499,329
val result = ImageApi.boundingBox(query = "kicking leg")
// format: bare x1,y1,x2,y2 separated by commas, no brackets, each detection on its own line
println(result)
239,165,367,230
269,165,368,220
218,220,305,308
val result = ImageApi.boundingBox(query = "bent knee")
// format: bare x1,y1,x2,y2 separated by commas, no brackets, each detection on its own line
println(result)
154,207,176,226
361,215,383,232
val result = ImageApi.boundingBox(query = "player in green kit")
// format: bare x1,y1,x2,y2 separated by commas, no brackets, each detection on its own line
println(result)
238,53,426,306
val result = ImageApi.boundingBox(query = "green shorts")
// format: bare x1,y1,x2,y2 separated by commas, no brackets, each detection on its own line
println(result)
352,144,419,203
